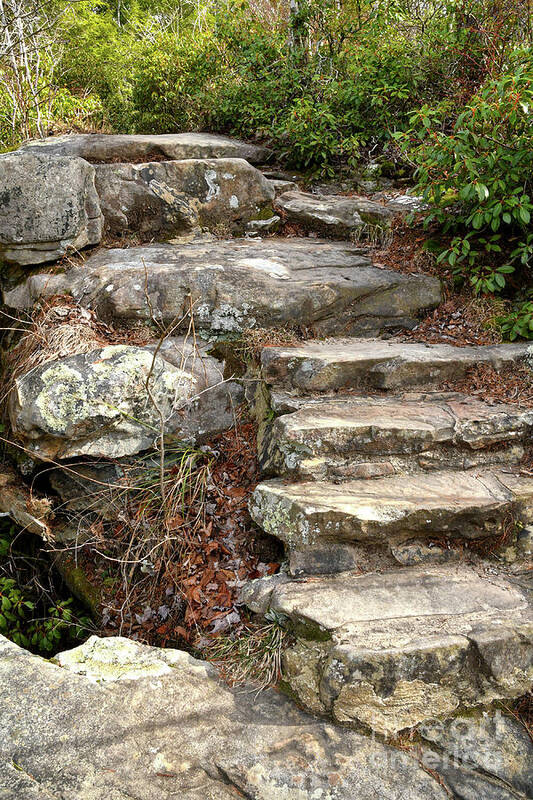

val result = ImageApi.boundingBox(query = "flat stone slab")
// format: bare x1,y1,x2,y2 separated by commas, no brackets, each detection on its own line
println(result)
260,396,533,480
243,565,533,734
0,153,103,265
9,339,242,460
4,239,441,337
261,338,532,392
19,132,271,163
94,157,274,236
249,468,533,552
275,190,392,237
0,634,450,799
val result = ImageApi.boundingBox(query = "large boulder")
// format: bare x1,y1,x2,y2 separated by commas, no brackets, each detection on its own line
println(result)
8,340,242,459
3,238,442,337
19,132,271,163
0,633,452,799
0,153,103,266
93,158,275,236
275,190,393,238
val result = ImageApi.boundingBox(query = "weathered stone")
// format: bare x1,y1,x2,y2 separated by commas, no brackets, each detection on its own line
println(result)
0,153,103,266
9,339,242,459
390,539,460,566
245,215,281,234
0,634,450,799
94,158,275,236
261,338,532,392
249,468,533,556
419,709,533,798
275,190,393,237
3,239,442,337
385,194,427,214
19,132,271,163
260,395,533,480
267,178,298,197
245,566,533,734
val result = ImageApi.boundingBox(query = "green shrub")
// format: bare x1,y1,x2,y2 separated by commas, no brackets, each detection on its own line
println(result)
0,523,90,654
399,51,533,303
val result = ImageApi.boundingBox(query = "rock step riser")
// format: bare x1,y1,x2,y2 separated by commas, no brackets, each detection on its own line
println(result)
259,398,533,480
249,470,533,567
260,445,526,482
282,622,533,736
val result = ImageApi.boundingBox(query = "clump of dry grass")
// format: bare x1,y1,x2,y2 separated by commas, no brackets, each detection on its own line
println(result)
235,326,303,363
202,617,288,690
3,295,111,386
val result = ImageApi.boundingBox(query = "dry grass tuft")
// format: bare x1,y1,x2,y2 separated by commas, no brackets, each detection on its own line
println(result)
202,618,288,690
3,296,111,386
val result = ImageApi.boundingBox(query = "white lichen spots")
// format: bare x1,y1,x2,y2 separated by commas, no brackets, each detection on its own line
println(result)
222,172,235,180
205,169,220,201
229,194,239,209
105,284,115,293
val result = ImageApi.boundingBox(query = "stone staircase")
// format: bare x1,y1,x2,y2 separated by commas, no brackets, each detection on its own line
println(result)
245,337,533,734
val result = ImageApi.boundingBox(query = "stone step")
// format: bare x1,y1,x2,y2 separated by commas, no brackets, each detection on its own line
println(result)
249,468,533,573
259,396,533,481
242,565,533,734
261,338,531,392
4,238,441,338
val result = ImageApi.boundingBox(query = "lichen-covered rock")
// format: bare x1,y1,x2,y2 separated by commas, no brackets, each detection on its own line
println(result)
3,238,442,337
0,153,103,265
274,190,393,237
0,634,451,799
9,340,242,459
94,158,275,236
244,566,533,735
19,132,271,163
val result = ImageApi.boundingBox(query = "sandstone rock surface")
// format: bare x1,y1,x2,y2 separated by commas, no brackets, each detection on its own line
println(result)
3,239,442,337
0,634,451,800
260,395,533,480
261,338,532,392
19,132,271,163
9,340,241,459
94,157,274,236
275,190,393,236
0,153,103,266
243,565,533,734
250,468,533,556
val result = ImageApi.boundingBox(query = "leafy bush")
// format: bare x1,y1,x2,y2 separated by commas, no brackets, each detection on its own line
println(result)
400,51,533,302
0,522,90,654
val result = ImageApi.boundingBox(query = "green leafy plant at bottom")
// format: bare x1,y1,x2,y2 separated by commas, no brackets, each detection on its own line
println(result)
0,523,92,655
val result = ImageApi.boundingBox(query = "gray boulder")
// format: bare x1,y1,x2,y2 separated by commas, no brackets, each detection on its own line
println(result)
9,339,242,459
3,238,442,337
275,190,393,237
0,153,103,265
0,634,450,799
94,157,275,236
19,132,271,163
